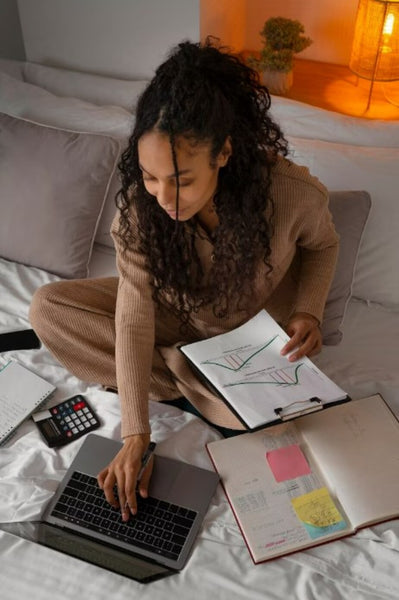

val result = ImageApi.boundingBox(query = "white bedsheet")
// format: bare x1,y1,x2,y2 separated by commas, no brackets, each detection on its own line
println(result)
314,299,399,416
1,254,399,600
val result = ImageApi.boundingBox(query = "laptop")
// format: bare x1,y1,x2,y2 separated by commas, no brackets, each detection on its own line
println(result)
0,433,219,583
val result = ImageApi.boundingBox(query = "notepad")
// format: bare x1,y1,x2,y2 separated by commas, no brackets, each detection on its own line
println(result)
0,359,55,444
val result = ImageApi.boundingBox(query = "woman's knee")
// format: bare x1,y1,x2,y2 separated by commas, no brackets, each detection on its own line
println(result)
29,281,73,339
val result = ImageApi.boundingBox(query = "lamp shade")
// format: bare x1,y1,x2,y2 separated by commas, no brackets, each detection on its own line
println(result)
350,0,399,81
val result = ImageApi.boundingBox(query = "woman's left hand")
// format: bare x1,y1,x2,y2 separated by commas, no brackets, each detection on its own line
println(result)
280,312,322,362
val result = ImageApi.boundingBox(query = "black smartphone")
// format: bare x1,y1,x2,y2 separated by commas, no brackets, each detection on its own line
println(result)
0,329,41,352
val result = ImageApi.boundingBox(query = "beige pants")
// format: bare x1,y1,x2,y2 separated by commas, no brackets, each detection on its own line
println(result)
29,277,180,399
29,277,245,430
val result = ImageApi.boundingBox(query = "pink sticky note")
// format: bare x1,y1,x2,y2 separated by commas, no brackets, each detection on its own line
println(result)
266,444,311,482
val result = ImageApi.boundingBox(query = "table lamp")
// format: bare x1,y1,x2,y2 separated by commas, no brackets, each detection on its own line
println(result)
350,0,399,110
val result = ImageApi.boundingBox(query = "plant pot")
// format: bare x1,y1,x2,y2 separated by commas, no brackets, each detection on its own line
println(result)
261,69,293,95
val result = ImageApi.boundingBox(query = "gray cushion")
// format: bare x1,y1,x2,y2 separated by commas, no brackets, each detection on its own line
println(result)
322,190,371,345
0,112,120,278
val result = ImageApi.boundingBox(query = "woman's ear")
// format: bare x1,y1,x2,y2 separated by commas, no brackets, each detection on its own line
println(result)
217,137,232,167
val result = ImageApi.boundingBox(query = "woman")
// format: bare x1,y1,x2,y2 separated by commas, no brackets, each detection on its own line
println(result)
30,39,339,521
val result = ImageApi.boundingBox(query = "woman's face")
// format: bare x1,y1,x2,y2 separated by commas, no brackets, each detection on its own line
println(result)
138,130,231,225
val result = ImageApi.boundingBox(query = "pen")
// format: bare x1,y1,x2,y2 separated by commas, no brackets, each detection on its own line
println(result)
136,441,157,483
124,442,157,512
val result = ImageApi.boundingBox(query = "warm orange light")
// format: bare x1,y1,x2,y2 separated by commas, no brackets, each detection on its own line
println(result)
382,12,395,53
383,12,395,36
350,0,399,82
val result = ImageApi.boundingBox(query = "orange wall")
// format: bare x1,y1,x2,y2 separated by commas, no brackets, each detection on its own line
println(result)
200,0,246,51
201,0,360,66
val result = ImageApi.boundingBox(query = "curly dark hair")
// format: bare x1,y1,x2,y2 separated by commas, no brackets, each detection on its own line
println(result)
116,38,288,324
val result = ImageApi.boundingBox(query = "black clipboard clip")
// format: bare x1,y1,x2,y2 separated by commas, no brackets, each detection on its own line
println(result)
274,397,323,421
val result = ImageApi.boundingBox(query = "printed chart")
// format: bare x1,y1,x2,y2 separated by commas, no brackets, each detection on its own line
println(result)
182,310,346,429
198,334,344,428
201,335,324,390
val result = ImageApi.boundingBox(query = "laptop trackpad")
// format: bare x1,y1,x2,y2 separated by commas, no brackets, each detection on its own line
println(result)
149,455,217,512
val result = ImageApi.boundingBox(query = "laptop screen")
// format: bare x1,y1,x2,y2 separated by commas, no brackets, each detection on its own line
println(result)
0,521,175,584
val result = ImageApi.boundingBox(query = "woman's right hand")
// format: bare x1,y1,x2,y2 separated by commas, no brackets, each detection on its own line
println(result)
97,432,153,521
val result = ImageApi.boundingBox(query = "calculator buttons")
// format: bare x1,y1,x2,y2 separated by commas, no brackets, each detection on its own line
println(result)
35,395,100,447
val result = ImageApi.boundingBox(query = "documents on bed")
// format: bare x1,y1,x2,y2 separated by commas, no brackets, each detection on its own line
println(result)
207,394,399,563
0,359,55,444
180,310,349,429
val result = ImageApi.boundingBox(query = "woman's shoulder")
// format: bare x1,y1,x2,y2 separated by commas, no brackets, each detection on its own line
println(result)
266,156,331,230
270,155,328,200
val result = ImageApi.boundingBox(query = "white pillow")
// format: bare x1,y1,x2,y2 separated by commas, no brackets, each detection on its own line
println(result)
0,71,134,139
24,62,149,112
270,96,399,148
288,136,399,308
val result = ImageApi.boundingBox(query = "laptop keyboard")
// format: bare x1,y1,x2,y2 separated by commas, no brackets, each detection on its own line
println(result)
51,471,197,561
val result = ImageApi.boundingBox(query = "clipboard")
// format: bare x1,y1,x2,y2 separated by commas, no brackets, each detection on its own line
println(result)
178,310,350,430
274,397,323,420
178,351,351,431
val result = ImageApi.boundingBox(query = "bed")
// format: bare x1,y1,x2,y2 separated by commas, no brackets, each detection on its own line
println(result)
1,58,398,600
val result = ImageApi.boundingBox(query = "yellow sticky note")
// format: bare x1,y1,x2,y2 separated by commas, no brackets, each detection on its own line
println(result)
291,487,343,527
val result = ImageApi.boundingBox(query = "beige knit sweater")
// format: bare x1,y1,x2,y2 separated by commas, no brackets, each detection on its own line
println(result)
111,157,339,436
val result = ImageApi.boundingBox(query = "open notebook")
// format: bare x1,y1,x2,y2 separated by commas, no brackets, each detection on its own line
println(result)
207,394,399,563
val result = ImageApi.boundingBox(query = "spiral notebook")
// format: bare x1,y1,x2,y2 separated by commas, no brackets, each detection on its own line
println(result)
0,359,55,445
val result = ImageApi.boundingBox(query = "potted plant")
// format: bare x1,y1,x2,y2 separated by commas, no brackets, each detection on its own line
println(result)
248,17,312,95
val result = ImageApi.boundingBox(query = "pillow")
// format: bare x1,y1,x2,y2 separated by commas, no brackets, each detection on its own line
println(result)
0,71,134,140
0,113,120,278
288,136,399,308
0,71,134,248
0,58,24,80
321,191,371,345
95,171,121,247
270,95,399,147
24,62,149,112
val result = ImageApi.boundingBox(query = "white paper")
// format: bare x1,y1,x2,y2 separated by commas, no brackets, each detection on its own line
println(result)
298,394,399,527
182,310,347,428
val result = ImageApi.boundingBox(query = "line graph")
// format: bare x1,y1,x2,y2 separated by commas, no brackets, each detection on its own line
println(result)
201,335,279,372
224,363,305,388
182,310,345,428
199,334,319,390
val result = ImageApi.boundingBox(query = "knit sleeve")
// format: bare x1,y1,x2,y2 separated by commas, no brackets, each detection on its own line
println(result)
292,180,339,323
269,158,339,324
111,209,154,437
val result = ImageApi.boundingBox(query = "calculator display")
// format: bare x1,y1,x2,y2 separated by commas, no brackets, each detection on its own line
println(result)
33,395,101,447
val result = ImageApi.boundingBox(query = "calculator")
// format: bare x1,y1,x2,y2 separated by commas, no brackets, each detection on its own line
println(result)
32,395,101,447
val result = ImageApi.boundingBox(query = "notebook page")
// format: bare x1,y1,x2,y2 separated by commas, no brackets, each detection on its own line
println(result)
207,422,350,562
0,360,55,443
297,395,399,528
